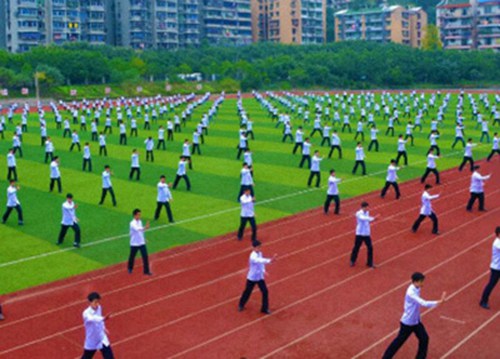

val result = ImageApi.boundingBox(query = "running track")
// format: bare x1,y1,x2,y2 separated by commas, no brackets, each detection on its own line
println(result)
0,159,499,358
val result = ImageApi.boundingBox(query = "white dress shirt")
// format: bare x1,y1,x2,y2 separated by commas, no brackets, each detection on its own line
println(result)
355,209,374,236
182,143,190,157
302,142,311,155
102,171,112,188
241,168,253,185
370,128,378,140
464,143,475,157
7,153,16,167
470,171,490,193
327,175,341,195
331,134,340,146
99,135,106,146
157,182,172,202
490,237,500,271
400,284,438,326
176,160,186,176
131,153,139,168
50,161,60,178
82,305,110,351
240,194,254,217
61,201,77,225
420,191,439,215
492,137,499,150
397,139,407,152
243,152,252,166
246,250,271,281
355,147,365,161
310,155,322,171
6,185,20,207
386,165,399,182
145,139,154,151
295,130,303,143
129,219,146,246
426,154,438,169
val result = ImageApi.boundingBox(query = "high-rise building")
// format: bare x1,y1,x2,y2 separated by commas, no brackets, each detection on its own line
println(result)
80,0,110,45
334,5,427,48
178,0,201,46
201,0,252,45
153,0,179,49
251,0,326,44
45,0,82,46
476,0,500,51
2,0,44,53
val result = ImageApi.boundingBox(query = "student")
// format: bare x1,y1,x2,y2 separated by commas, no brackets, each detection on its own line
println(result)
328,130,342,159
154,175,174,223
40,124,47,146
310,117,322,137
352,142,367,175
129,149,140,180
480,119,490,143
324,169,341,215
98,132,108,156
292,126,304,154
192,130,201,155
81,292,114,359
57,193,81,248
127,208,152,275
382,272,446,359
381,159,401,200
307,151,322,188
479,226,500,309
385,116,395,137
167,120,174,141
63,119,71,137
119,121,127,145
354,120,364,141
299,138,312,169
487,133,499,161
99,165,117,206
130,118,138,137
405,121,415,146
320,124,331,146
239,162,254,199
367,126,379,152
2,180,23,225
173,156,191,191
12,133,22,157
237,188,257,242
49,156,62,193
458,138,476,172
70,130,81,152
412,184,439,235
238,240,276,315
420,149,440,185
243,149,253,175
429,131,440,156
83,142,92,172
395,135,408,166
237,133,248,160
341,114,351,133
6,149,17,181
157,125,166,150
466,165,491,212
282,121,293,143
350,201,376,268
144,137,154,162
91,120,98,141
45,136,54,163
451,123,465,149
182,139,193,169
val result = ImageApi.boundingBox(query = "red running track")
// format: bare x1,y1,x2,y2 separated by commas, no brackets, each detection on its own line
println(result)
0,159,499,358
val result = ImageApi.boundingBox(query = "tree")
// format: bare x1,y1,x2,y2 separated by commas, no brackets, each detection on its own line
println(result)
422,24,443,51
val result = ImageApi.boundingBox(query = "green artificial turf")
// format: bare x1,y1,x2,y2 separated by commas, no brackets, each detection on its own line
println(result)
0,92,496,294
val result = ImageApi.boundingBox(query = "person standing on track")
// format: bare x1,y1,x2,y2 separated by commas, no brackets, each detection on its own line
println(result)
420,149,440,185
81,292,114,359
466,165,491,212
237,188,257,242
381,159,401,200
128,208,152,275
238,240,276,315
486,133,499,161
458,138,476,172
412,184,440,235
382,272,446,359
479,226,500,310
350,201,377,268
324,169,341,215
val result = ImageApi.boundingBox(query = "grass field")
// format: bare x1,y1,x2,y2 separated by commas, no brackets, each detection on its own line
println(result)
0,91,497,294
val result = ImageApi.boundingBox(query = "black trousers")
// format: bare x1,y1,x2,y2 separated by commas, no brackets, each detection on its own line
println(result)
237,216,257,241
350,235,373,266
154,201,174,222
282,134,293,143
412,212,439,234
292,142,303,154
395,151,408,166
354,131,364,141
320,137,331,146
50,178,62,193
381,181,401,199
174,124,181,132
480,269,499,306
324,194,340,214
7,166,17,181
341,124,351,133
352,160,366,175
466,192,485,211
421,167,440,184
487,149,500,161
404,134,414,146
58,223,81,245
385,127,394,136
129,167,140,180
146,150,154,162
167,129,174,140
310,128,321,137
99,146,107,156
451,137,465,149
236,147,246,160
368,139,379,152
459,156,474,172
328,145,342,159
173,174,191,190
119,134,127,145
299,155,311,168
45,152,54,163
70,142,81,152
91,132,98,141
130,128,138,137
157,139,166,150
99,187,117,206
2,205,23,223
83,158,92,172
63,129,71,137
128,245,150,274
480,131,490,143
192,144,201,155
239,279,268,312
382,322,429,359
13,146,23,157
307,171,321,187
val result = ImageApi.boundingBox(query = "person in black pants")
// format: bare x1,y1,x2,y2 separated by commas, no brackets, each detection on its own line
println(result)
382,272,446,359
128,208,152,275
57,194,81,248
487,133,499,161
81,292,114,359
466,165,491,212
154,175,174,223
2,180,23,225
237,189,257,242
380,160,401,199
0,303,4,320
412,185,440,235
238,240,276,315
479,226,500,309
324,169,341,215
350,202,377,268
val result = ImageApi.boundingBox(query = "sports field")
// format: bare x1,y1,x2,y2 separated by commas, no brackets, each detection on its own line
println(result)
0,90,497,294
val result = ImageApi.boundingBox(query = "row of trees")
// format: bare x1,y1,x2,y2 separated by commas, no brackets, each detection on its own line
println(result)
0,41,499,94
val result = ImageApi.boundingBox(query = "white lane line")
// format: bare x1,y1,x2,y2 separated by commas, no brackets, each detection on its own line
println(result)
440,316,466,325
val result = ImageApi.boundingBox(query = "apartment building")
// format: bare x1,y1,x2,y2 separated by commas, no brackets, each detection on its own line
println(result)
1,0,43,53
201,0,252,45
334,5,427,48
476,0,500,51
251,0,326,44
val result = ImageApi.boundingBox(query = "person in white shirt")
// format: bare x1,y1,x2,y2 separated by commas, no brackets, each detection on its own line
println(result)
70,130,81,152
320,124,331,146
405,121,415,146
12,133,22,157
395,135,408,166
352,142,367,176
385,117,395,137
350,201,377,268
238,240,276,314
44,136,55,163
128,208,152,275
167,120,174,141
299,138,312,168
354,120,364,142
81,292,114,359
466,165,491,212
237,133,248,160
57,193,81,247
420,149,441,185
412,184,440,234
99,165,117,206
49,156,62,193
182,139,193,169
157,125,166,150
154,175,174,222
480,119,490,143
480,226,500,309
83,142,92,172
239,162,254,200
382,272,446,359
192,130,201,155
6,149,18,181
451,122,465,149
118,121,127,145
130,118,138,137
328,130,342,159
428,131,440,156
458,138,476,172
2,180,23,225
172,156,191,191
307,151,323,188
91,120,98,142
324,169,341,215
310,117,322,137
63,119,72,137
237,188,257,242
487,132,499,161
368,126,379,152
381,159,401,199
144,137,154,162
282,122,293,143
129,149,140,180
